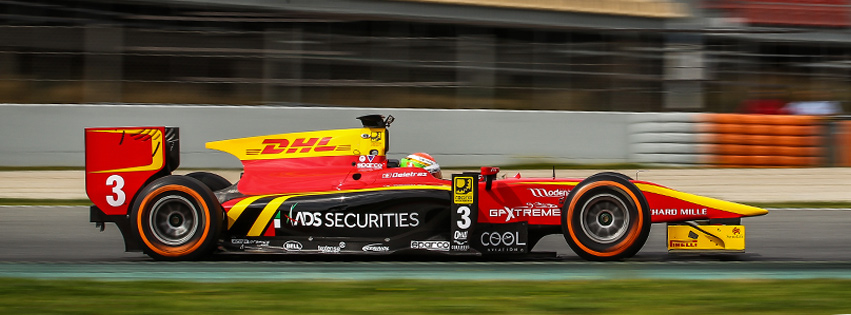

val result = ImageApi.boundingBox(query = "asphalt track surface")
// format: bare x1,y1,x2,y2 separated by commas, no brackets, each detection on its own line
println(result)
2,206,851,281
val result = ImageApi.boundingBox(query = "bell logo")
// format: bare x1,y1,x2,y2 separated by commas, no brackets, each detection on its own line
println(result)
284,241,303,251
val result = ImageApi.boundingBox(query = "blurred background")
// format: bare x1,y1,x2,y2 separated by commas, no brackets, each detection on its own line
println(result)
1,0,851,168
2,0,849,112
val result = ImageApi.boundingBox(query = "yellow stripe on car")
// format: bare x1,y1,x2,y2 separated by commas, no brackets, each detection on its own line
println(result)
247,196,292,236
635,183,768,217
227,195,266,229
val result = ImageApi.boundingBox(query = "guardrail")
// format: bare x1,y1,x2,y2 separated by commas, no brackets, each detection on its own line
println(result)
628,113,702,166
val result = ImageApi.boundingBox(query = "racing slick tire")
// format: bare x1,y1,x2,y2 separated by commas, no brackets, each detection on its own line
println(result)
561,172,651,261
130,175,224,260
185,171,232,192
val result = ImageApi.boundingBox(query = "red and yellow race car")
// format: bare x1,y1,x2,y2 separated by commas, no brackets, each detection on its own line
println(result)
85,115,767,261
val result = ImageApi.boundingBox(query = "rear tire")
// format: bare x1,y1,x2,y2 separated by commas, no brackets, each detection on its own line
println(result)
130,175,223,260
185,172,232,192
561,172,651,261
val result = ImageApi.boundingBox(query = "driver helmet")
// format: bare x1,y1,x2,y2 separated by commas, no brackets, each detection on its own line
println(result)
400,152,442,179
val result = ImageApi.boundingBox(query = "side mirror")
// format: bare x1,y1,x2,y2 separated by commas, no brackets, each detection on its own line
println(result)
481,167,499,176
481,167,499,190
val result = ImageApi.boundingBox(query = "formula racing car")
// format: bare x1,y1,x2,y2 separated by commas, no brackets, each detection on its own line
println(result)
85,115,768,261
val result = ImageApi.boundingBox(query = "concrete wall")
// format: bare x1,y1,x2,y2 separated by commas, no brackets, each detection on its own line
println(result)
0,104,635,168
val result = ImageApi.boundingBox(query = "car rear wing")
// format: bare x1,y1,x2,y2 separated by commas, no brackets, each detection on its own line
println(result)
85,127,180,216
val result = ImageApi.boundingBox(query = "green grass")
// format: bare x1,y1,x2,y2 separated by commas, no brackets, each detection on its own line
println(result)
0,279,850,314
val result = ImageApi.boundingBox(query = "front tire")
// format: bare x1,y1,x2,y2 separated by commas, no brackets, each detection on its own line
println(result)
130,175,223,260
561,172,651,261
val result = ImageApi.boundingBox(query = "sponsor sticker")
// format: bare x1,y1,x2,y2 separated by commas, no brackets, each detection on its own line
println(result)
230,239,270,246
453,176,475,204
651,208,708,216
488,203,561,222
669,240,698,248
451,244,469,251
249,137,339,156
481,231,526,247
726,227,745,239
382,172,428,179
478,231,527,253
451,237,469,251
473,223,528,253
289,211,420,229
410,240,450,251
527,188,571,198
370,131,382,142
362,243,390,252
453,230,468,241
318,242,346,254
283,240,303,252
357,162,383,170
318,245,340,253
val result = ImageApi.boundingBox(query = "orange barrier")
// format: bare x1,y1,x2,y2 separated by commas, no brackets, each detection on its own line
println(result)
702,123,821,136
699,114,825,167
708,155,820,167
706,144,821,157
700,134,820,147
703,113,820,125
839,121,851,167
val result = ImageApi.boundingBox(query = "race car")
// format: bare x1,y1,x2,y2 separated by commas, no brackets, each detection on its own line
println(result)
85,115,768,261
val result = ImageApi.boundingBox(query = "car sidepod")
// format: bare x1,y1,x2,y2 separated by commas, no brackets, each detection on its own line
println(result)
220,188,456,255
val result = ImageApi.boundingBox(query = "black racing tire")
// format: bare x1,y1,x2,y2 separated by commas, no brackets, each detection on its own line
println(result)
185,172,232,192
130,175,224,260
561,172,651,261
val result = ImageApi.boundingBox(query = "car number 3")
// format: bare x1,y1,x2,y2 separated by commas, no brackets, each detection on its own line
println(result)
106,174,126,207
456,206,471,229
